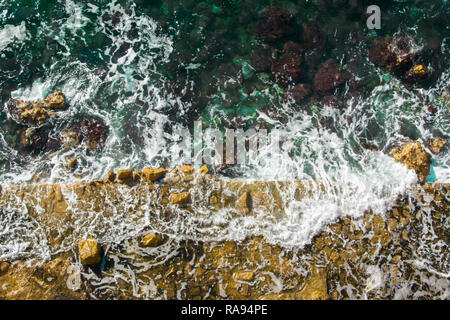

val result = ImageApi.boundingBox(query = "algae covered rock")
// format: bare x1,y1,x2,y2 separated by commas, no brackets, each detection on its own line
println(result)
389,141,432,183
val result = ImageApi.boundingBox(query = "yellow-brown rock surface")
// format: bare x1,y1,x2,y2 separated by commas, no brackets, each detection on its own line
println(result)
78,238,101,265
142,234,163,247
389,141,432,183
0,168,447,300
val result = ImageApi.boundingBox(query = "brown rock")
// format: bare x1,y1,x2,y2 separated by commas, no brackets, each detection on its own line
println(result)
116,168,132,181
106,170,116,182
236,191,252,214
142,168,167,181
302,21,326,51
142,233,163,247
285,83,312,103
78,237,101,265
369,37,424,71
0,261,10,275
322,95,344,109
389,142,432,183
271,51,304,86
425,137,447,155
66,157,78,169
251,45,275,73
0,257,87,299
43,91,66,109
313,59,350,94
170,192,191,205
234,270,254,282
257,7,294,43
369,37,398,69
295,267,329,300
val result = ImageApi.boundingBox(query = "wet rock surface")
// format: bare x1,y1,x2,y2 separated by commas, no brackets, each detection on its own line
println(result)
389,141,432,183
5,91,66,127
0,168,448,300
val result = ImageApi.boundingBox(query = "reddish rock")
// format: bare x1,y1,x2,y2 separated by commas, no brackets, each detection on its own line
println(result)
251,45,275,72
62,117,108,151
313,59,350,94
282,41,304,55
301,22,326,70
322,95,345,109
271,52,304,87
369,37,420,71
20,127,50,153
79,117,108,150
302,22,326,51
369,37,398,68
257,7,295,43
285,83,312,103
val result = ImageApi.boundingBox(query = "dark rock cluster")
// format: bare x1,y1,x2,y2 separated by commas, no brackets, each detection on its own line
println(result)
4,92,108,155
369,36,429,84
252,7,352,109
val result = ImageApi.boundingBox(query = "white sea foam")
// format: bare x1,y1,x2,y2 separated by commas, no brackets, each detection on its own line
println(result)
0,21,27,52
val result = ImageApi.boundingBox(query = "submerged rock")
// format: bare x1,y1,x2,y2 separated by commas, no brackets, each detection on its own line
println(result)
313,59,350,94
369,37,398,69
271,51,304,87
301,21,326,71
251,45,275,73
257,7,295,43
369,37,426,83
389,141,432,183
5,91,67,126
301,21,326,51
285,83,312,103
62,117,108,151
19,127,50,153
322,95,344,109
